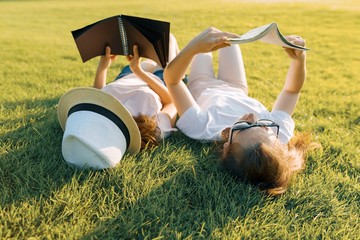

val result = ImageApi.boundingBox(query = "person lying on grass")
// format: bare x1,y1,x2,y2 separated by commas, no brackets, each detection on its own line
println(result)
93,34,180,149
164,27,320,196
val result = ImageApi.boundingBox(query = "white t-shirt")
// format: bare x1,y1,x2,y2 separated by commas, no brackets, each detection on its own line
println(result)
176,81,294,144
102,73,177,138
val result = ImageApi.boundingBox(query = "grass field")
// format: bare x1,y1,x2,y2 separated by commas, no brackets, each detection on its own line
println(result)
0,0,359,239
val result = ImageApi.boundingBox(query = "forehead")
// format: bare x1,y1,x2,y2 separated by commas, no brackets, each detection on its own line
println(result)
231,127,273,146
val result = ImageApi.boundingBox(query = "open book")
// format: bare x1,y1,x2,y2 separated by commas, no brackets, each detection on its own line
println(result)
71,15,170,68
226,23,309,51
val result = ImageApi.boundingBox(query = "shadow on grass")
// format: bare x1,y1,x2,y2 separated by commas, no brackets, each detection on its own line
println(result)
80,134,267,239
0,97,86,206
1,98,267,238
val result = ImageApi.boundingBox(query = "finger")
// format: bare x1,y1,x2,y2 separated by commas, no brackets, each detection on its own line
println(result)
287,39,305,48
293,38,305,47
105,46,111,56
284,47,296,57
207,27,239,38
224,32,241,39
286,36,305,45
211,31,239,40
133,45,139,58
286,35,301,39
209,35,230,47
211,42,231,51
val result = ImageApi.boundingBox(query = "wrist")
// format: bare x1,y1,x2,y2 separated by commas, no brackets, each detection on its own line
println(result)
292,54,306,65
132,66,147,79
131,65,143,75
292,58,306,67
296,52,306,62
184,42,200,57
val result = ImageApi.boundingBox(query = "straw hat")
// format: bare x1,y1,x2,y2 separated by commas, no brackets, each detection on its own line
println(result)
57,87,141,169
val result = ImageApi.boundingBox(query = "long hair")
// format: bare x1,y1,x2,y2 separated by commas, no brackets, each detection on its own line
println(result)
220,132,321,196
133,114,162,150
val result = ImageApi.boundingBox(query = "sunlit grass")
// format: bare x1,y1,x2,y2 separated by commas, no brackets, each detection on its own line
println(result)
0,0,359,239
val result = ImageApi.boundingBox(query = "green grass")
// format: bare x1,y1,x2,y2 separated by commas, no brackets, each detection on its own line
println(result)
0,0,359,239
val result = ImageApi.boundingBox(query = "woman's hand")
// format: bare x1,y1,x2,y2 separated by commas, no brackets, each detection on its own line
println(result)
127,45,143,74
283,35,306,61
94,46,117,89
97,46,118,71
185,27,239,55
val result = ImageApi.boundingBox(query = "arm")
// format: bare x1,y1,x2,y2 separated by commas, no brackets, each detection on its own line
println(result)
164,27,239,115
128,45,172,105
133,66,177,125
273,35,307,115
93,46,117,89
129,45,177,127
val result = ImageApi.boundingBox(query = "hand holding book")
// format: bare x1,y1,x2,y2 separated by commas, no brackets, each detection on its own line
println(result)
281,35,307,62
71,15,170,68
225,22,309,51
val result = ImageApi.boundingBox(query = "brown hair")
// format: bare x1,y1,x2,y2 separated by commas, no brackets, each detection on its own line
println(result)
133,114,162,150
221,132,321,196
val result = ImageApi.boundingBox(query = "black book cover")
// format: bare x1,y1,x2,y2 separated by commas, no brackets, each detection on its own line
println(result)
71,15,170,68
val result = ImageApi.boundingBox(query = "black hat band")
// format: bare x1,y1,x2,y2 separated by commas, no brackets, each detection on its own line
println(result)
68,103,131,149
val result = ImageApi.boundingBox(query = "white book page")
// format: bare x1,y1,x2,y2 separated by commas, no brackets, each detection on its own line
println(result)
227,23,309,50
237,23,273,41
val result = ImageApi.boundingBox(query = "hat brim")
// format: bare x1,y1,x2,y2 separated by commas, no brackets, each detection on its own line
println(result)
57,87,141,155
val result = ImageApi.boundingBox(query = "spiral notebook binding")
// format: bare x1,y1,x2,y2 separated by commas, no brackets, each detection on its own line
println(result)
118,17,128,55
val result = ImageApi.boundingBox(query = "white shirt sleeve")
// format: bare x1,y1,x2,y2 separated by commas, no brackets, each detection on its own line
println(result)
176,105,222,141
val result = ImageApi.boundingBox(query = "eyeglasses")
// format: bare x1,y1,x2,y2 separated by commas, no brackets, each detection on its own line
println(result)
229,119,280,144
